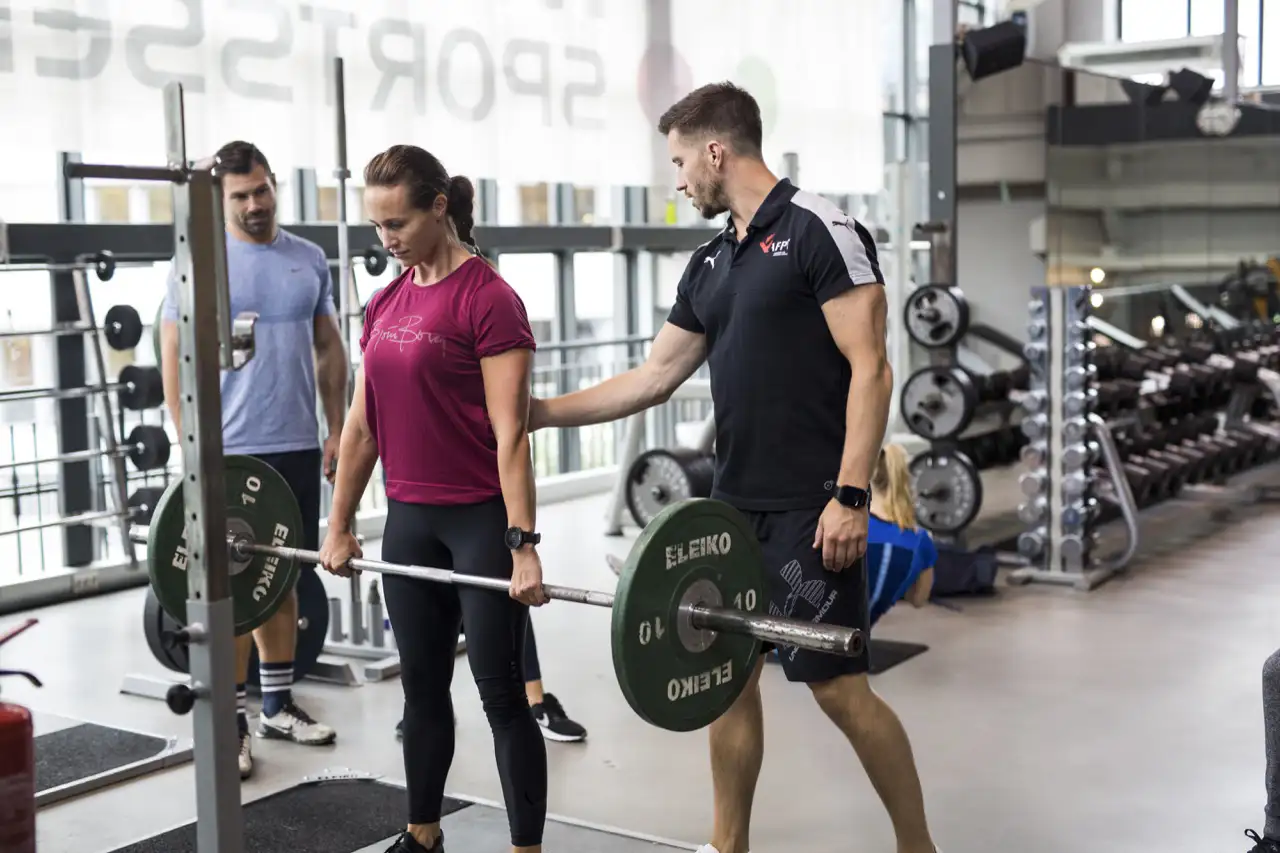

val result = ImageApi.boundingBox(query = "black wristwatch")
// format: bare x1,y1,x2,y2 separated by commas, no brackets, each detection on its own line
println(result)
504,526,541,551
832,484,871,509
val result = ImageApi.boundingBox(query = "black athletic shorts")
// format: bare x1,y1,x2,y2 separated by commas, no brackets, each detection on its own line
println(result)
248,448,322,555
744,505,871,683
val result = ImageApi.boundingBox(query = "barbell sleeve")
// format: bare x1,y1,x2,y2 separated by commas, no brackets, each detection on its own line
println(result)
126,526,863,657
684,605,861,657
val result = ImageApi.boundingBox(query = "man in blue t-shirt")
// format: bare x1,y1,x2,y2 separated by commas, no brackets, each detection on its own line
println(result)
160,141,348,780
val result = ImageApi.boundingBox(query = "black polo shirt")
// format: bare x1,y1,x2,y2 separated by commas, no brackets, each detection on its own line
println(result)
667,178,883,512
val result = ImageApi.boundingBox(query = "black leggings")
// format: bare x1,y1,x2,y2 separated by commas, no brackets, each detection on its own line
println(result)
381,497,547,847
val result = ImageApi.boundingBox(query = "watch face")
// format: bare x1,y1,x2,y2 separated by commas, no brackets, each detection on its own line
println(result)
504,528,522,549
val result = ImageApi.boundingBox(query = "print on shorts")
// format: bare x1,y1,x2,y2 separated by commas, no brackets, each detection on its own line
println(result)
769,559,840,662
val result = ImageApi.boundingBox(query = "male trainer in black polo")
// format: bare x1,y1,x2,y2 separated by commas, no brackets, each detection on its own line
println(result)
529,82,939,853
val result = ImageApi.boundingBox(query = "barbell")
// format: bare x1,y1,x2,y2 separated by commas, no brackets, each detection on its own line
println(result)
131,455,865,733
0,250,120,281
0,424,170,473
0,365,163,410
0,304,143,351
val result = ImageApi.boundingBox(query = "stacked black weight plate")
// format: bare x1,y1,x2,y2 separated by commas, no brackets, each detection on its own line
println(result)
142,568,329,683
625,447,715,529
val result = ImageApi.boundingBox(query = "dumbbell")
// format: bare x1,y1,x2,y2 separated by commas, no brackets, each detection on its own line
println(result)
1095,379,1143,416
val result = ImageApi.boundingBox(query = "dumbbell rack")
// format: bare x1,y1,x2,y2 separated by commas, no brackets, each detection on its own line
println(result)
1011,286,1280,590
1011,285,1139,589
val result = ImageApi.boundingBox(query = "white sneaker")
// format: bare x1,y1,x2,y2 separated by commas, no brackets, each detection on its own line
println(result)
257,700,337,746
237,729,253,780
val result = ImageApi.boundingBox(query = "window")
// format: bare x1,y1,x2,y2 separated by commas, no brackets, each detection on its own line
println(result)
572,253,616,343
88,186,132,224
1264,0,1280,84
147,187,173,224
518,184,551,225
496,254,557,345
1121,0,1192,41
1191,0,1262,86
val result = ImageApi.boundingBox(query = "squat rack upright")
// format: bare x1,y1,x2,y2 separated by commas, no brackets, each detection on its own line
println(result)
66,82,257,852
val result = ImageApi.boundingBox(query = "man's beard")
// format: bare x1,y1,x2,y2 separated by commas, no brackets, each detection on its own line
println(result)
694,180,728,219
241,211,273,235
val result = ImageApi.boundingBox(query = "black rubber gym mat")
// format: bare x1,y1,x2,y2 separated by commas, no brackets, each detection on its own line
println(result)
105,778,469,853
34,723,170,794
868,638,929,674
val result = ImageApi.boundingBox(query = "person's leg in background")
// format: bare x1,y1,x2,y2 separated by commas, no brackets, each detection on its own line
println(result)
250,451,336,746
382,502,463,853
1246,648,1280,851
523,620,587,743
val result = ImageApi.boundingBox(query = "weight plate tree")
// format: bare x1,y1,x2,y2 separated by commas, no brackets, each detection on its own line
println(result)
625,447,715,529
133,457,866,733
143,569,331,687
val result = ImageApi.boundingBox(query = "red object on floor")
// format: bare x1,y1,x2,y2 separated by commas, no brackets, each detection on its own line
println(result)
0,617,41,853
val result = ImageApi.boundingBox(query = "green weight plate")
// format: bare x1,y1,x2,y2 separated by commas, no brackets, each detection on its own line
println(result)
611,498,765,733
147,455,304,636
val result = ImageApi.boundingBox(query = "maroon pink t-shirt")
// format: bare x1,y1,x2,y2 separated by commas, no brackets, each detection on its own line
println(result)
359,257,536,506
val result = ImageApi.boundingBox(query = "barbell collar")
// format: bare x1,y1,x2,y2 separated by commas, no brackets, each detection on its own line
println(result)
129,525,865,658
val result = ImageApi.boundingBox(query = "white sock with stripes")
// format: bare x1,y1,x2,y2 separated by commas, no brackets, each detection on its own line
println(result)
235,683,248,733
258,661,294,718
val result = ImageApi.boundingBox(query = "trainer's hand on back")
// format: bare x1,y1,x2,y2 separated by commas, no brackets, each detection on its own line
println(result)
510,548,549,606
813,499,867,572
318,529,362,578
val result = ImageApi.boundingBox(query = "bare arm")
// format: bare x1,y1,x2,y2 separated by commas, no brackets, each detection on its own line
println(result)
536,322,706,429
312,313,349,436
823,285,893,490
160,319,182,432
326,365,378,534
481,348,537,534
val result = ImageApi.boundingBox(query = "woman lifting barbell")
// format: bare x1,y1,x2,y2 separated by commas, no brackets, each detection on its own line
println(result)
318,144,549,853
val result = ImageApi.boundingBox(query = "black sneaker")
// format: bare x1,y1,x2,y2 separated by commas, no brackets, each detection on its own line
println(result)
1247,830,1280,852
383,831,443,853
531,693,586,742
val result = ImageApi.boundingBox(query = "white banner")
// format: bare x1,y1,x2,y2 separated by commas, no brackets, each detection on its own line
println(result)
668,0,885,194
0,0,883,192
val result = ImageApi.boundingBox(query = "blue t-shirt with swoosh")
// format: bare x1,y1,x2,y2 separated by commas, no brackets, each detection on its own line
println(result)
163,229,335,456
865,517,938,625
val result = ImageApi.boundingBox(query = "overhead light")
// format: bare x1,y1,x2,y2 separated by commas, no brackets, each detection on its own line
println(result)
1151,315,1166,336
1090,267,1106,284
1090,292,1104,308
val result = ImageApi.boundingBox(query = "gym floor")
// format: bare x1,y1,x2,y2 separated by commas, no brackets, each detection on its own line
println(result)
7,490,1277,853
